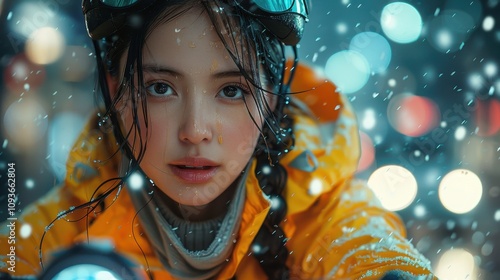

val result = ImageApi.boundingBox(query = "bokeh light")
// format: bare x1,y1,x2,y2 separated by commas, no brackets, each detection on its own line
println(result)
26,179,35,189
495,209,500,222
336,22,348,34
361,108,376,130
445,0,483,26
454,126,467,141
48,112,86,182
438,169,482,214
325,50,370,94
414,204,427,218
59,46,95,82
349,32,392,73
426,10,475,53
308,178,324,196
475,99,500,137
380,2,423,44
435,248,477,280
367,165,418,211
6,1,53,38
3,97,48,149
387,93,440,137
376,66,418,95
3,53,46,93
19,223,32,239
357,131,375,172
484,61,498,78
25,27,65,65
128,172,145,190
483,16,495,32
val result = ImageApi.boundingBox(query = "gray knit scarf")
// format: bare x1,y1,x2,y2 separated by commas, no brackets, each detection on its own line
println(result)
126,164,249,279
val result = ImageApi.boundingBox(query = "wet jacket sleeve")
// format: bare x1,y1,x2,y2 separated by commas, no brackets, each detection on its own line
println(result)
329,179,435,279
288,178,436,279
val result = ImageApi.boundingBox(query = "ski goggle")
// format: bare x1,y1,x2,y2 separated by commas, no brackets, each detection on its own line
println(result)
82,0,309,45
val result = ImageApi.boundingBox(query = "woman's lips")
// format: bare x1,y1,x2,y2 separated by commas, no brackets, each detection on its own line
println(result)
169,165,219,183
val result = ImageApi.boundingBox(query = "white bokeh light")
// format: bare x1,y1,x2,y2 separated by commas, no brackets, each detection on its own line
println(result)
482,16,495,32
454,126,467,141
20,224,32,239
367,165,418,211
468,73,485,90
308,178,323,196
435,248,477,280
414,204,427,218
388,78,397,87
435,29,453,50
7,2,57,38
128,172,144,190
484,61,498,78
25,27,65,65
325,50,370,94
494,209,500,221
26,179,35,189
381,2,423,44
336,22,348,34
438,169,482,214
361,108,376,130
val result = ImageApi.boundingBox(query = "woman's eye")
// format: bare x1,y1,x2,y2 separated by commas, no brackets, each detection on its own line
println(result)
146,82,173,96
218,85,247,99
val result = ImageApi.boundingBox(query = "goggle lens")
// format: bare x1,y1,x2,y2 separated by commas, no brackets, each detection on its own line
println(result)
251,0,307,16
100,0,140,7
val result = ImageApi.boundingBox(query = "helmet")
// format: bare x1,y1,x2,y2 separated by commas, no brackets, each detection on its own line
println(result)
82,0,309,45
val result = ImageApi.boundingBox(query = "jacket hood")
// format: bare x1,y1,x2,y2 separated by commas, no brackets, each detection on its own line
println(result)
60,62,362,279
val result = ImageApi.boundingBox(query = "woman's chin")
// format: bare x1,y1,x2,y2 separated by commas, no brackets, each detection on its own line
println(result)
162,188,220,207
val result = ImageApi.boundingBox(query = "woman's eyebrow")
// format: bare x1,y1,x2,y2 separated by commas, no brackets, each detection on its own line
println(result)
142,64,245,79
142,65,181,76
211,70,245,79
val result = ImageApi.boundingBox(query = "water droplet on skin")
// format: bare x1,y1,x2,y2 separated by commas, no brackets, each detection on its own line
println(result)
189,41,196,48
24,83,30,91
175,28,181,33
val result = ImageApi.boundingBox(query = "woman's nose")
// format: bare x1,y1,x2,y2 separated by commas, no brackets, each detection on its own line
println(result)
178,98,213,144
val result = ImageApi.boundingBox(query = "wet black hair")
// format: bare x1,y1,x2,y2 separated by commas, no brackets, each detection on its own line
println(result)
41,1,296,279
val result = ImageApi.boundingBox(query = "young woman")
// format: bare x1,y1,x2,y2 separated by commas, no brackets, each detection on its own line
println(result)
0,0,436,279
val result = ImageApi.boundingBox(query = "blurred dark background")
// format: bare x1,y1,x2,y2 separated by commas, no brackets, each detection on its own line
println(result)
0,0,499,279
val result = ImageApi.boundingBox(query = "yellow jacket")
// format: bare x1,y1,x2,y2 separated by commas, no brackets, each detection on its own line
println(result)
0,63,436,279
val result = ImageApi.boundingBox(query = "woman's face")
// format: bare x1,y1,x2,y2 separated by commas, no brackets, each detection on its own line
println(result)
114,7,271,206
